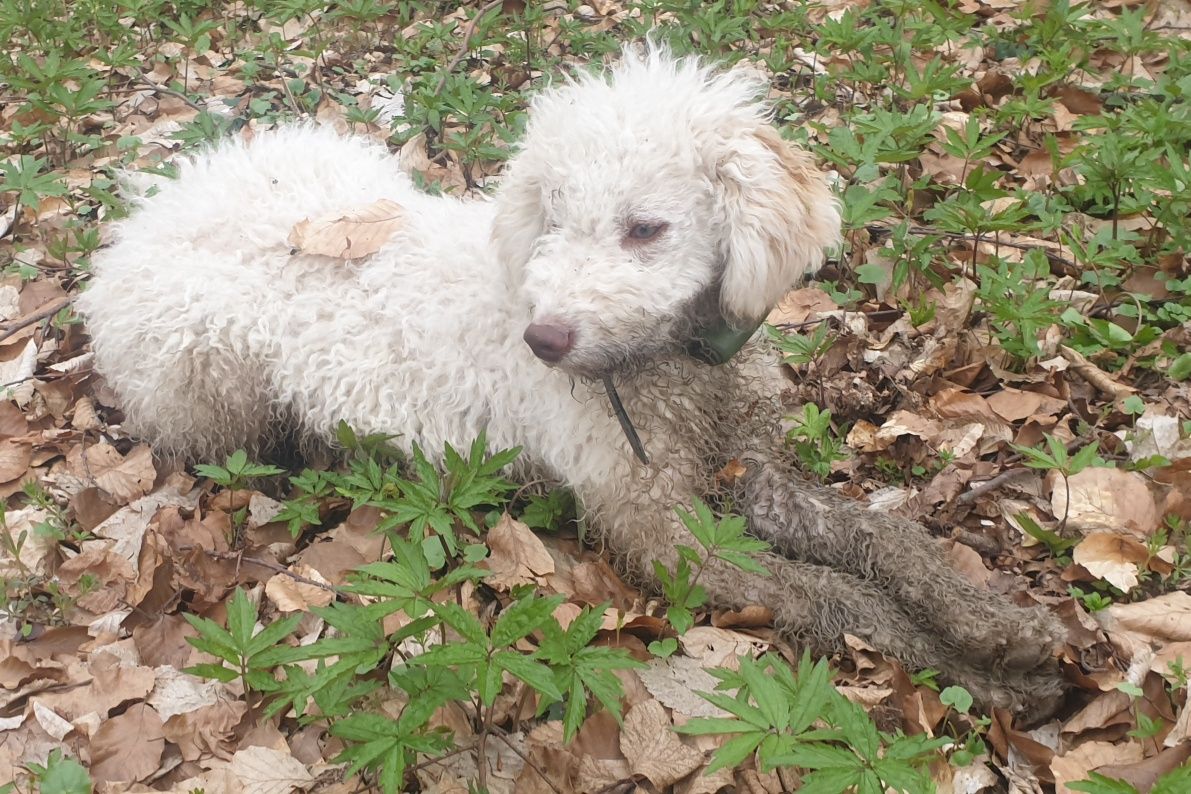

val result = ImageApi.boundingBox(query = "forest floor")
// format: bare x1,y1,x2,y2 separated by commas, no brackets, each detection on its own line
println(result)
2,1,1191,792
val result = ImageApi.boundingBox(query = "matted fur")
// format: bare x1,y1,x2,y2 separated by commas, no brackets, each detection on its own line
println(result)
79,49,1065,714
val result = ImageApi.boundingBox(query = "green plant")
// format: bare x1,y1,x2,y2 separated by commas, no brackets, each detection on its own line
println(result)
785,403,849,479
1013,436,1102,528
1069,585,1114,613
183,587,303,698
677,652,948,790
653,498,770,635
263,533,635,792
24,748,91,794
1016,512,1078,564
194,449,287,490
939,685,991,767
371,434,519,567
0,155,68,233
765,322,835,368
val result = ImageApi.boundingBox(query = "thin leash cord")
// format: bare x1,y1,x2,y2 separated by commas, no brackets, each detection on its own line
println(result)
602,375,649,465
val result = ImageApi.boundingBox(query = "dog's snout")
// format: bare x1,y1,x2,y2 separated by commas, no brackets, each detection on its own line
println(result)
523,323,575,363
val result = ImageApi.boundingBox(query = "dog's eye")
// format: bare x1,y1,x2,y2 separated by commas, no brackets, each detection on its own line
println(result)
626,222,667,242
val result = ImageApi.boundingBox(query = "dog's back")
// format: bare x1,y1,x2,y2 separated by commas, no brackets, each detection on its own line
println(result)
79,126,504,461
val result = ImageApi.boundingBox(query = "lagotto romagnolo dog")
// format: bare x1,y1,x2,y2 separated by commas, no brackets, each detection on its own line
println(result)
79,49,1066,713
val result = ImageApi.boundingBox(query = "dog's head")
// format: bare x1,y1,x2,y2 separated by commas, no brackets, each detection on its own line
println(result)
494,48,840,378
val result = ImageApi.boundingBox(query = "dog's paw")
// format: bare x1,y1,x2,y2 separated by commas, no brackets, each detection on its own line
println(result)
946,659,1067,725
948,602,1065,674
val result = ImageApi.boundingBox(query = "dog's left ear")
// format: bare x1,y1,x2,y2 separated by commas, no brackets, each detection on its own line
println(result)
715,125,840,326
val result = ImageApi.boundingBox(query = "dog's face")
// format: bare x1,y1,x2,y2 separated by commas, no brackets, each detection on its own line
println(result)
494,50,841,378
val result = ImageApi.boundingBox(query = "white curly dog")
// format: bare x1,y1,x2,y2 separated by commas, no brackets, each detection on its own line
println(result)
80,50,1065,714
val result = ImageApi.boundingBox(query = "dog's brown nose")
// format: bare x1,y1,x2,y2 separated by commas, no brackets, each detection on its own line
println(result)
523,323,574,363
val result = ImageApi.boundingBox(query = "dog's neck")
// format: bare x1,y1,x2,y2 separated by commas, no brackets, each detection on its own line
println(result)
682,279,763,367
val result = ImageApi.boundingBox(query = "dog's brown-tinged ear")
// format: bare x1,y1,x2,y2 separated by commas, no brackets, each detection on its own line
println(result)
716,125,841,326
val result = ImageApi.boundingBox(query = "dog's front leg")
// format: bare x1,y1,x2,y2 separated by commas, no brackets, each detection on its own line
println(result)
581,481,1060,714
737,449,1065,677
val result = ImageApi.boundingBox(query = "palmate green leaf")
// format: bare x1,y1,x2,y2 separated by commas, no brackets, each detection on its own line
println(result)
182,618,240,665
410,641,486,668
832,697,880,761
1152,766,1191,794
796,766,865,794
539,602,606,661
430,600,488,645
183,662,239,683
245,612,303,658
576,648,641,704
225,449,249,475
245,668,283,692
856,768,885,794
493,651,562,699
883,732,951,761
192,463,232,484
225,588,258,650
674,716,749,736
788,655,833,733
767,742,858,770
390,665,473,729
739,657,788,731
716,548,771,576
666,604,695,635
872,758,932,793
561,674,588,742
491,593,564,648
676,498,718,548
477,658,504,706
699,691,771,730
1069,441,1102,475
700,730,764,773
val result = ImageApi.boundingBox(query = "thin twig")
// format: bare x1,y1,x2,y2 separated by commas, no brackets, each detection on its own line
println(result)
867,222,1077,268
405,743,476,775
133,73,205,112
0,296,73,345
432,0,507,99
176,545,341,593
954,467,1030,506
491,726,564,794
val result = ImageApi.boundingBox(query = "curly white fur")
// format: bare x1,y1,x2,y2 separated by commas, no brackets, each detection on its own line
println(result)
80,50,838,486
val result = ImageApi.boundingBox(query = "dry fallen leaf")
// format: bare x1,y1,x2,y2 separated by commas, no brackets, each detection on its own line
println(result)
288,198,404,260
619,699,704,788
1050,468,1159,536
1097,592,1191,645
1073,532,1150,592
1051,740,1143,794
227,744,315,794
483,512,555,591
88,702,166,783
266,566,335,611
90,443,157,504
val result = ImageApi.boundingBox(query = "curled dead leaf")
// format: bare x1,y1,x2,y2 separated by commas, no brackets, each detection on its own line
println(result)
620,699,704,787
483,512,555,591
1073,532,1150,592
